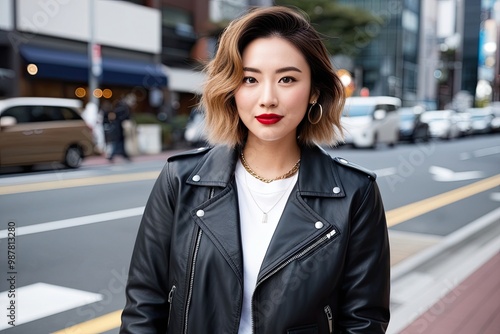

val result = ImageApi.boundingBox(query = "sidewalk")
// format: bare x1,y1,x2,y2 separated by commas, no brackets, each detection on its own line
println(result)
388,207,500,334
82,150,181,167
398,252,500,333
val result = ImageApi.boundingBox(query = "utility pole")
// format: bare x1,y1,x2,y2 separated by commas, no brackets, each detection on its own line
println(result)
86,0,104,152
88,0,100,107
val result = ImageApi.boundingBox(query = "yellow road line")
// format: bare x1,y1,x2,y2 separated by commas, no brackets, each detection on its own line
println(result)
386,174,500,227
51,310,122,334
0,171,160,195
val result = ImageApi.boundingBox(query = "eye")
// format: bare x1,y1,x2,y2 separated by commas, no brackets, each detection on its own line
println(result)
243,77,257,84
279,76,296,84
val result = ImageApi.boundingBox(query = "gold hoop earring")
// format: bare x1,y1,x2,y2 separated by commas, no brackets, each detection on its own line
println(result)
308,101,323,125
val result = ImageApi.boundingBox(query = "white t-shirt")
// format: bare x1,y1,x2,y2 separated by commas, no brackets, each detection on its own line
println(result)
235,160,298,334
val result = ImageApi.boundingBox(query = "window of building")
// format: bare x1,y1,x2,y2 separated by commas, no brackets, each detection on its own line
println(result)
162,7,192,28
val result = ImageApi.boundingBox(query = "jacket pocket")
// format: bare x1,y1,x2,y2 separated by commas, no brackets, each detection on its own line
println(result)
324,305,333,334
167,284,176,327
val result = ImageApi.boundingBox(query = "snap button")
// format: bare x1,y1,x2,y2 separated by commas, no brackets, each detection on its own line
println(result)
314,221,324,229
196,210,205,217
333,187,341,194
192,175,201,182
339,158,348,164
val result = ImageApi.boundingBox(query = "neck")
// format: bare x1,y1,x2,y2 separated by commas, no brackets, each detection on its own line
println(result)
242,136,301,181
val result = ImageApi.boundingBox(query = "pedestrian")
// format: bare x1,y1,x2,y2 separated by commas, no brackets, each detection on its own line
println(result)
107,94,134,162
120,6,390,334
100,100,114,156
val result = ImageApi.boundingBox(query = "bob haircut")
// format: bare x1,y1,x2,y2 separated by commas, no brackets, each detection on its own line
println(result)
201,6,345,147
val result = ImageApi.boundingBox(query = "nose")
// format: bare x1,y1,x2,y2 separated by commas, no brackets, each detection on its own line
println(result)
259,83,278,108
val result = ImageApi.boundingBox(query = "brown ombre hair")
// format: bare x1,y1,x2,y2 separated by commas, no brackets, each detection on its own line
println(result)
200,6,345,147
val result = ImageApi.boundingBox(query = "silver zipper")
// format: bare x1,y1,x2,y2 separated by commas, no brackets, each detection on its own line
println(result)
252,228,336,332
258,229,336,283
167,285,176,327
183,228,203,334
324,305,333,334
183,187,214,333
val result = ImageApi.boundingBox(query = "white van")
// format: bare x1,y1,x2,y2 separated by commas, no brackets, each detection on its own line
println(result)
341,96,401,148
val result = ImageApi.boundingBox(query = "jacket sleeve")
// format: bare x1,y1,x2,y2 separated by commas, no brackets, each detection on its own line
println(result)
120,163,174,333
338,180,391,333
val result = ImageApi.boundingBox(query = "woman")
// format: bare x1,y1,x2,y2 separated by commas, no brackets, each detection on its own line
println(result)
121,6,390,334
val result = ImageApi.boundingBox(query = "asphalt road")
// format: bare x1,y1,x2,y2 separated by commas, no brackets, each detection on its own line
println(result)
0,133,499,333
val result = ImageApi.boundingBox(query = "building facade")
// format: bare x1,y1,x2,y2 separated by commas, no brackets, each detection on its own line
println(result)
337,0,422,106
337,0,483,109
0,0,170,115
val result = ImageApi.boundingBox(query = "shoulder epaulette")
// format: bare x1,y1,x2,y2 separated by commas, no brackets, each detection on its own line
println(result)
333,156,377,180
167,146,211,162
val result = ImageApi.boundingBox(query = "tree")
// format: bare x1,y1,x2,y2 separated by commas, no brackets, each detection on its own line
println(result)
275,0,383,57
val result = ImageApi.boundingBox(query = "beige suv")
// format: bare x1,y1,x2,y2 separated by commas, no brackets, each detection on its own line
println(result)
0,97,96,169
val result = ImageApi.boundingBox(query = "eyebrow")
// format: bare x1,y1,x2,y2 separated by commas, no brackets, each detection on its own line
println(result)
242,66,302,74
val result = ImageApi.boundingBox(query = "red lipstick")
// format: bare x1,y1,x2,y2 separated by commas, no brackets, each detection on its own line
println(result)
255,113,283,125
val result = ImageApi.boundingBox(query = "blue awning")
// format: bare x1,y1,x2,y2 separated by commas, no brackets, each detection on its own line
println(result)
20,45,167,88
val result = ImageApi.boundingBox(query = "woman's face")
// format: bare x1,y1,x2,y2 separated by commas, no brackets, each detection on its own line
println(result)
235,36,317,144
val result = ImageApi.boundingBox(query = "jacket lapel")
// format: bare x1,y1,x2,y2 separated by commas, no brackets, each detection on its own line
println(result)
187,146,244,279
258,146,346,280
193,184,244,280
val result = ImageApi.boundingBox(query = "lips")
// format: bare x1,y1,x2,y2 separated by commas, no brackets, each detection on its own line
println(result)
255,113,283,125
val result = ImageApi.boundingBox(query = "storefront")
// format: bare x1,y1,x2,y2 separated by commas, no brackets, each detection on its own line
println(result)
18,44,168,112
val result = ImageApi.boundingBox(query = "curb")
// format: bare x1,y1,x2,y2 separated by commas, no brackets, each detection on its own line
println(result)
82,150,179,166
391,206,500,281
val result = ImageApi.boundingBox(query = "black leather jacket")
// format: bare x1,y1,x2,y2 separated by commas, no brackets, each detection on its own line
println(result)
121,145,390,334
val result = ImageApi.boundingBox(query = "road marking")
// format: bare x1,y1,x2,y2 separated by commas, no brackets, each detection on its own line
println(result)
0,207,145,239
386,174,500,227
51,310,122,334
0,283,102,330
0,167,397,195
460,145,500,160
374,167,397,177
0,171,160,195
429,165,484,182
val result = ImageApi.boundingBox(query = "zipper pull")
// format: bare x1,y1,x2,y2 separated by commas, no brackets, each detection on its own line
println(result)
326,230,336,239
167,285,176,327
324,305,333,334
168,285,176,303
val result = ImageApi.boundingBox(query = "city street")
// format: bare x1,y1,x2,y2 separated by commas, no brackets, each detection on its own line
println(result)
0,134,499,333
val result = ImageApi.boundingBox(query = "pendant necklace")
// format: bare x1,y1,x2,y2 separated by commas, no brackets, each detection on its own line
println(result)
241,155,299,223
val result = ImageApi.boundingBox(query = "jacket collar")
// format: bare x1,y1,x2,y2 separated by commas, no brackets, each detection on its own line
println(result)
297,145,345,198
186,145,345,198
186,145,239,187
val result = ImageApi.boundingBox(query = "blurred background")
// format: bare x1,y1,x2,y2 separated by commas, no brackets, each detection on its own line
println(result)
0,1,499,334
1,0,500,151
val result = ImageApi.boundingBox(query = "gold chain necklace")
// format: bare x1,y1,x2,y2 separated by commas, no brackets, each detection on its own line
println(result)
240,153,300,183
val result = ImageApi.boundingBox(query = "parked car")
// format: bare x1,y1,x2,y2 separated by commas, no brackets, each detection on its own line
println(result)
0,97,96,169
341,96,401,148
490,103,500,133
455,111,473,137
184,107,207,147
420,109,460,140
491,111,500,133
466,107,495,134
398,106,430,142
